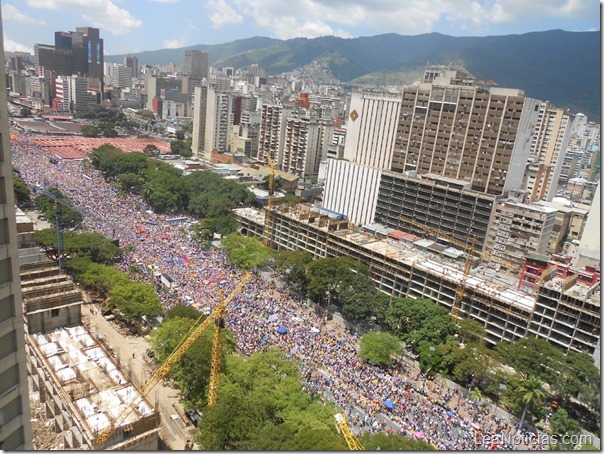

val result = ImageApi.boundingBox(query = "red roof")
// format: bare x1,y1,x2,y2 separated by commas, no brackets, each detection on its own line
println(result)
32,137,171,160
388,230,406,240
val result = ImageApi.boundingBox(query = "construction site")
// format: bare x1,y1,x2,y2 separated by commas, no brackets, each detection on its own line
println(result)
234,204,600,356
16,208,160,450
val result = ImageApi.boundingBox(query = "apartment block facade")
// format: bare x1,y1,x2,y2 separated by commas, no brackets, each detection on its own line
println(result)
257,104,292,165
374,172,496,253
485,200,558,270
523,103,573,203
391,83,539,196
0,11,33,446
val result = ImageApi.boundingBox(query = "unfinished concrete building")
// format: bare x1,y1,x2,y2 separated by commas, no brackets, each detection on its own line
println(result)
235,205,600,356
17,209,160,450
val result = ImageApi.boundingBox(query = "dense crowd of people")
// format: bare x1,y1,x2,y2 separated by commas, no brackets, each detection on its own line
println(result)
12,134,546,450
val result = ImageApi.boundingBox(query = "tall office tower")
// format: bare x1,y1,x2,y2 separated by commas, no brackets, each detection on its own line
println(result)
281,115,333,177
124,55,139,78
205,89,236,153
257,104,293,165
192,85,210,160
35,27,104,92
523,103,573,203
0,9,34,448
391,79,539,196
183,50,209,80
343,92,402,169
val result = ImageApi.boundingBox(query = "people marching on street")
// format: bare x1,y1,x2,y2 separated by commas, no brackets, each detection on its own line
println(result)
11,134,545,450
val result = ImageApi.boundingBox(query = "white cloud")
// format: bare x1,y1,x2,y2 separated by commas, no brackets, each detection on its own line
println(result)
26,0,142,35
225,0,597,38
2,3,46,25
163,37,186,49
3,34,33,53
150,0,179,3
207,0,243,28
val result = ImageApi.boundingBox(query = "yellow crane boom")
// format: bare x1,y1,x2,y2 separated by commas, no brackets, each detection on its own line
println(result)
263,154,277,247
400,217,476,322
92,272,252,448
207,290,225,407
335,413,364,450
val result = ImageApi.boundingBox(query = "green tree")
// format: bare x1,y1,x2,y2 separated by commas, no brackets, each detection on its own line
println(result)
359,432,435,450
305,256,370,305
469,387,482,403
275,250,314,290
34,188,83,229
13,175,31,207
81,124,101,137
165,303,201,321
195,349,345,450
221,233,274,269
360,331,404,366
458,318,486,345
550,407,580,449
107,280,162,318
518,375,546,430
385,297,456,352
340,286,389,324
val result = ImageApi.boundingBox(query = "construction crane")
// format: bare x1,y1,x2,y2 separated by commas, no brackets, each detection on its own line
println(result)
92,272,252,449
207,289,226,407
33,187,77,273
399,217,476,322
400,217,518,272
334,413,364,450
263,154,277,247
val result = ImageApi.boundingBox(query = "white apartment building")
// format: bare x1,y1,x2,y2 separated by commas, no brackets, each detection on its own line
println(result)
322,159,383,226
343,91,401,169
205,89,235,154
523,103,572,203
257,104,293,165
282,115,333,177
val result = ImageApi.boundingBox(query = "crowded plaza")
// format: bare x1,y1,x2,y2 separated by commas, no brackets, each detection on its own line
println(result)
11,134,545,450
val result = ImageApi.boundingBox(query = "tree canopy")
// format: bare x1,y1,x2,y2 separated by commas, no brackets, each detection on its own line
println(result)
384,297,456,352
359,331,404,366
221,233,275,269
195,349,347,450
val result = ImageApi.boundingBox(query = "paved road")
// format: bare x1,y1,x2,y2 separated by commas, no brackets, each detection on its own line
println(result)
82,303,193,450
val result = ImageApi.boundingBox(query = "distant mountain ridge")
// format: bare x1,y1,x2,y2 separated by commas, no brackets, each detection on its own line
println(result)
106,30,600,121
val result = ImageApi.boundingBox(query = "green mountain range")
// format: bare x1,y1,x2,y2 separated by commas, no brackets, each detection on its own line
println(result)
106,30,600,121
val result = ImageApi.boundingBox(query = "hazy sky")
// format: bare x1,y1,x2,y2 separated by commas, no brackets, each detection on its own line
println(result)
2,0,600,55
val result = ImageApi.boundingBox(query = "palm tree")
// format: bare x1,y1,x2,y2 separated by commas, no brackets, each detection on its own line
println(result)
469,387,482,404
517,375,545,431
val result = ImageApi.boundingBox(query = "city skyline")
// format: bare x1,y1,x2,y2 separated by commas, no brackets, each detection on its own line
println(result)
2,0,599,55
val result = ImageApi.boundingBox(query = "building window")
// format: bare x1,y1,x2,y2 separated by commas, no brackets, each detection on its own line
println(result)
51,309,60,318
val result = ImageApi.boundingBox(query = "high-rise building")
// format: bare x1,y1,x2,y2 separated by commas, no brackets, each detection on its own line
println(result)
124,55,139,79
391,80,539,196
343,92,401,169
257,104,293,165
523,103,573,203
192,85,210,160
34,27,104,92
205,89,235,153
281,115,333,177
183,50,209,80
0,9,34,448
